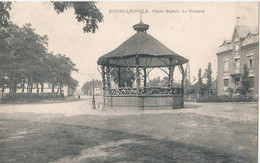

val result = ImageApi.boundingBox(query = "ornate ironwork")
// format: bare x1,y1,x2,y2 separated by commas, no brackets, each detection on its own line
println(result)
109,87,182,95
110,88,137,95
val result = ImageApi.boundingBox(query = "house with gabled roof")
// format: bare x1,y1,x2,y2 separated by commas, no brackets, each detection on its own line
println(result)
216,25,259,96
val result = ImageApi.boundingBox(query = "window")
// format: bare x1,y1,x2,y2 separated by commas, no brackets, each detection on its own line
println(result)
235,44,239,52
248,58,253,69
235,78,240,89
247,53,254,69
223,60,229,72
224,79,229,87
234,35,239,42
234,58,240,69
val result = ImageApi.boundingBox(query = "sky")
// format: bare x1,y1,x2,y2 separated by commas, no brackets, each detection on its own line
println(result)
9,2,258,88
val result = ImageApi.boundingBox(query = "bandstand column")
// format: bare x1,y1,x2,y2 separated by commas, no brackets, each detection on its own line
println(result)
136,56,140,94
178,64,185,107
143,68,147,93
180,65,185,94
106,66,111,91
143,68,147,87
168,58,173,87
101,65,106,91
101,65,106,108
118,67,121,88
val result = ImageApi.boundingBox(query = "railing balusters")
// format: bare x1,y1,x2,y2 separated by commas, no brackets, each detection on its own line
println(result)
109,87,182,95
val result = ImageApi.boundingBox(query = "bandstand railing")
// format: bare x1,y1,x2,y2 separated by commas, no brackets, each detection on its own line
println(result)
108,87,183,95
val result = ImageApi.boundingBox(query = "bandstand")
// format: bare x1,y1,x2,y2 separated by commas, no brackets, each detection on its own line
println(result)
97,20,189,110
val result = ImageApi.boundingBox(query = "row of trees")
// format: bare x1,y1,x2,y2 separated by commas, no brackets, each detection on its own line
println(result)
149,76,181,87
0,22,78,98
0,2,104,99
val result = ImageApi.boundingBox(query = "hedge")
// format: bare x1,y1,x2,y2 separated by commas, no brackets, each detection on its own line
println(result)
196,95,255,103
0,93,64,103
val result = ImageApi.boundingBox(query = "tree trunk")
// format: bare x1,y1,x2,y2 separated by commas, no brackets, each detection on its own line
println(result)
22,79,25,94
12,76,17,94
56,85,60,95
30,78,33,93
52,84,55,94
27,78,29,94
59,86,62,96
30,83,33,94
9,78,12,94
41,83,44,93
1,73,5,98
36,83,39,94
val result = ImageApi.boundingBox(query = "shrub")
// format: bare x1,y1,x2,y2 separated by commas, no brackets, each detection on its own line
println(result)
235,87,242,94
227,87,233,95
196,95,254,103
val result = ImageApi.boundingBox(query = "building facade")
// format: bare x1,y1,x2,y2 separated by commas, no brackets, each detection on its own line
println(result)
89,87,102,96
216,25,259,96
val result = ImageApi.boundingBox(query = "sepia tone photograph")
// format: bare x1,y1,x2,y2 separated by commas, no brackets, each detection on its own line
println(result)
0,1,258,162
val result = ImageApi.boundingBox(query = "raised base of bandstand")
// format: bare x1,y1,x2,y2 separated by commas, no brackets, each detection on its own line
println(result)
103,94,184,110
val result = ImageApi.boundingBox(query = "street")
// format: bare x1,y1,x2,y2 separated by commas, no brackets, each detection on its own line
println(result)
0,97,257,162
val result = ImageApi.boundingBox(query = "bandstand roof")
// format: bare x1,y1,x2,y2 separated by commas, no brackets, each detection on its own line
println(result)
97,21,188,68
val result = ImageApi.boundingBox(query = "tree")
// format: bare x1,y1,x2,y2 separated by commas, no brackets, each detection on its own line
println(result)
0,24,11,97
149,76,180,88
0,2,12,27
0,22,78,98
0,2,103,33
198,68,204,96
110,68,135,87
0,23,27,95
161,77,169,87
184,77,191,95
149,76,161,87
206,62,213,95
45,53,78,95
1,23,49,95
240,64,250,95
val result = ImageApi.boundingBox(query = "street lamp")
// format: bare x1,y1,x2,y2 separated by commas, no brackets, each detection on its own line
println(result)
91,79,96,109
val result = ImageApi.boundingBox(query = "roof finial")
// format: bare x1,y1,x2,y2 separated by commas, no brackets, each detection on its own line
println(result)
140,12,143,23
236,17,240,26
133,12,149,32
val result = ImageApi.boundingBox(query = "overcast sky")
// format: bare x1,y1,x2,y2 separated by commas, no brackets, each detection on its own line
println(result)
10,2,258,88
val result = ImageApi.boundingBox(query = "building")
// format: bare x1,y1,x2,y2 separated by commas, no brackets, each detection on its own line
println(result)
201,69,209,84
89,87,102,96
216,25,259,96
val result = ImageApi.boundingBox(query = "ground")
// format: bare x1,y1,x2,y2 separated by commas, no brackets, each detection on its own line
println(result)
0,96,257,162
